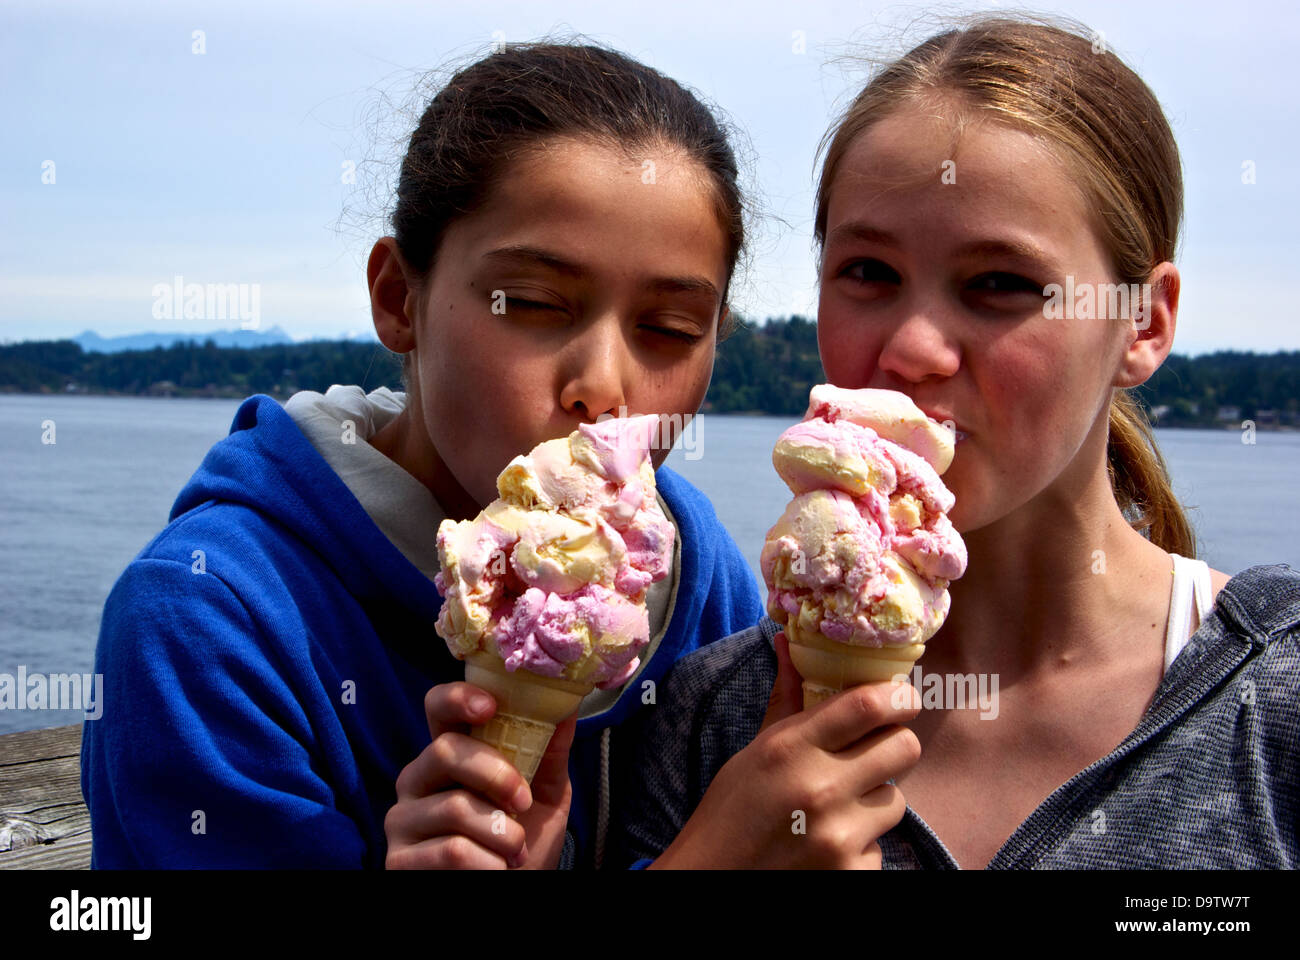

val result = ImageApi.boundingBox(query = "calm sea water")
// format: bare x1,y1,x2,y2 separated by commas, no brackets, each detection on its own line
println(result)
2,394,1297,734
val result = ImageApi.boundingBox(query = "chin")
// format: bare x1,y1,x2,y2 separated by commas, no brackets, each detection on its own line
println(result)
946,496,989,537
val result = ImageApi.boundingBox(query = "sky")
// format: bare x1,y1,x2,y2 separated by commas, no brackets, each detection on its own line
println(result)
1,0,1296,355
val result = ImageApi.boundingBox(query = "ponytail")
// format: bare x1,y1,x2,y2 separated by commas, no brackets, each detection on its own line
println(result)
1106,389,1196,556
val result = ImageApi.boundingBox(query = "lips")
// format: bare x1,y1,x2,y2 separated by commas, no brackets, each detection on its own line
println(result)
918,408,965,439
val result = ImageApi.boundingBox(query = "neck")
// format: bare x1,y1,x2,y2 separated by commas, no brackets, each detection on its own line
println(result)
368,392,480,522
933,439,1171,678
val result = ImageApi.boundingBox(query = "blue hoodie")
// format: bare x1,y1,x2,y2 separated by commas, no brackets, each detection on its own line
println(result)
80,393,763,868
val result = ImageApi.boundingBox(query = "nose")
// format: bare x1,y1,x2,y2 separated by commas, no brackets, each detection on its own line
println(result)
874,303,961,386
558,317,629,422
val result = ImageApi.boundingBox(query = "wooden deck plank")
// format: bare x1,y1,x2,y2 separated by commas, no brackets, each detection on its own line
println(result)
0,723,84,765
0,723,92,870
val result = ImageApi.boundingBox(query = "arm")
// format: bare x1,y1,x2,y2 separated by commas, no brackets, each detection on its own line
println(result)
82,559,368,868
614,628,922,869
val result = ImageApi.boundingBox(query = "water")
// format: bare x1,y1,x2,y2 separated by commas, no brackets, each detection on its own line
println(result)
1,396,242,734
2,395,1297,735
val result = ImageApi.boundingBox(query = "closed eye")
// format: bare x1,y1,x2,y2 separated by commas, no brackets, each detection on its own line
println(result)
640,323,703,344
507,297,563,312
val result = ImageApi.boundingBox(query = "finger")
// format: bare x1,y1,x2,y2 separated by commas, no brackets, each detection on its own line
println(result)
386,833,510,870
802,680,922,753
424,681,498,744
858,780,909,834
814,786,907,869
530,712,576,808
386,790,528,865
853,783,909,863
837,724,923,794
860,840,883,870
395,732,531,814
759,631,805,734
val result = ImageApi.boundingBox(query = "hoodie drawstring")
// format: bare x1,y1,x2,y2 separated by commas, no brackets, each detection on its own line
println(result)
595,726,611,869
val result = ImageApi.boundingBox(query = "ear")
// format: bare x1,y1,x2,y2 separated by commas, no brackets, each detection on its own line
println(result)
1113,262,1179,389
367,237,419,357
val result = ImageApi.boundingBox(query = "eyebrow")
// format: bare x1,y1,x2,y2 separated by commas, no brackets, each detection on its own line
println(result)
825,224,1054,263
825,223,900,249
482,244,720,301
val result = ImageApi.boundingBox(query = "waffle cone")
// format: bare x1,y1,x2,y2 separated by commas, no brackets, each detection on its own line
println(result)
463,652,593,783
784,620,924,709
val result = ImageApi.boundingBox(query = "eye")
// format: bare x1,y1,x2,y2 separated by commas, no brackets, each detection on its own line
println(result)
840,259,901,284
640,323,703,344
967,272,1042,294
506,297,562,312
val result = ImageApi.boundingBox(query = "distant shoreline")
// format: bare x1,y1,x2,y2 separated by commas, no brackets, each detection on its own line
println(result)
2,387,1296,431
4,326,1298,424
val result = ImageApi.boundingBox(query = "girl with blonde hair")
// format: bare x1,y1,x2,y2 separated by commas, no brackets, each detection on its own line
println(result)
612,14,1299,869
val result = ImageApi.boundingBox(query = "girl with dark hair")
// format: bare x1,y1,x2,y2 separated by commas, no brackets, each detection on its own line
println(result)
81,42,763,869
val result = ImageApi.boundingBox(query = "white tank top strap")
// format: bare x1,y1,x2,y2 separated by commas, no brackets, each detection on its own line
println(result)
1191,557,1214,622
1164,553,1213,675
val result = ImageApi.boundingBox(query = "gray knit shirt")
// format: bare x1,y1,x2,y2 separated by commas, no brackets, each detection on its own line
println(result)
610,563,1300,868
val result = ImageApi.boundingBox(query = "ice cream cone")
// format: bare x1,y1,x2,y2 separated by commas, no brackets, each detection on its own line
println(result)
784,619,924,709
463,652,593,783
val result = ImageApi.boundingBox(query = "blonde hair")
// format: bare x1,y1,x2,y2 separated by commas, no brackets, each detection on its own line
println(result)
814,13,1195,555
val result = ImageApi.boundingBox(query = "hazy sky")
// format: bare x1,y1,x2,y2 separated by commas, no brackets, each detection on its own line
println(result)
2,0,1296,354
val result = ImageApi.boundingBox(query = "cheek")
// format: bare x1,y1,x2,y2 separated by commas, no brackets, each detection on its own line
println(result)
417,309,546,500
816,299,878,387
685,347,717,407
950,337,1098,529
637,343,716,415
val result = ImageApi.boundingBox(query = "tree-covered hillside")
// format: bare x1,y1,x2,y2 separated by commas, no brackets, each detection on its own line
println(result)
2,319,1297,424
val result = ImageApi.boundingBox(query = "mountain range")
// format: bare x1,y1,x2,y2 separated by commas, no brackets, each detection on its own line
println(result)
70,327,377,353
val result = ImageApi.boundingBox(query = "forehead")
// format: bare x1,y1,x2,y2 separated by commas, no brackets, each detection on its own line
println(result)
487,137,718,231
451,136,729,280
828,103,1097,246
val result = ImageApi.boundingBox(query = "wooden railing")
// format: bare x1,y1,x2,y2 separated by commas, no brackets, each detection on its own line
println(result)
0,723,91,869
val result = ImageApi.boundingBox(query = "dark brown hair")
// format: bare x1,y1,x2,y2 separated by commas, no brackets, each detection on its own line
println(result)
813,14,1194,555
391,42,746,382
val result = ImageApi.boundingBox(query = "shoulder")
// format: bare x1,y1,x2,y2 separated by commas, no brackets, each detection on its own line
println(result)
1208,567,1231,604
1215,563,1300,643
139,499,308,590
659,620,779,722
102,503,316,655
632,620,779,799
652,465,763,616
654,465,722,527
96,554,269,689
653,464,746,572
1198,564,1300,732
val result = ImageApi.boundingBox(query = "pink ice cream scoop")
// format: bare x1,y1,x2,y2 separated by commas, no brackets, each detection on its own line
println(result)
764,386,967,659
434,414,674,690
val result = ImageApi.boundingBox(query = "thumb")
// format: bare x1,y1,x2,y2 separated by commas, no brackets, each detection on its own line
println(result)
759,631,805,733
530,713,577,808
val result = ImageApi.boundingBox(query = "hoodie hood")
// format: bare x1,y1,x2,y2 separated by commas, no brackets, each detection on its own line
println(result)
170,393,444,626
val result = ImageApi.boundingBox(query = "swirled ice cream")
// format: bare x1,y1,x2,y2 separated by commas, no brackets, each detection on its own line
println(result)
434,415,673,690
763,385,967,661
